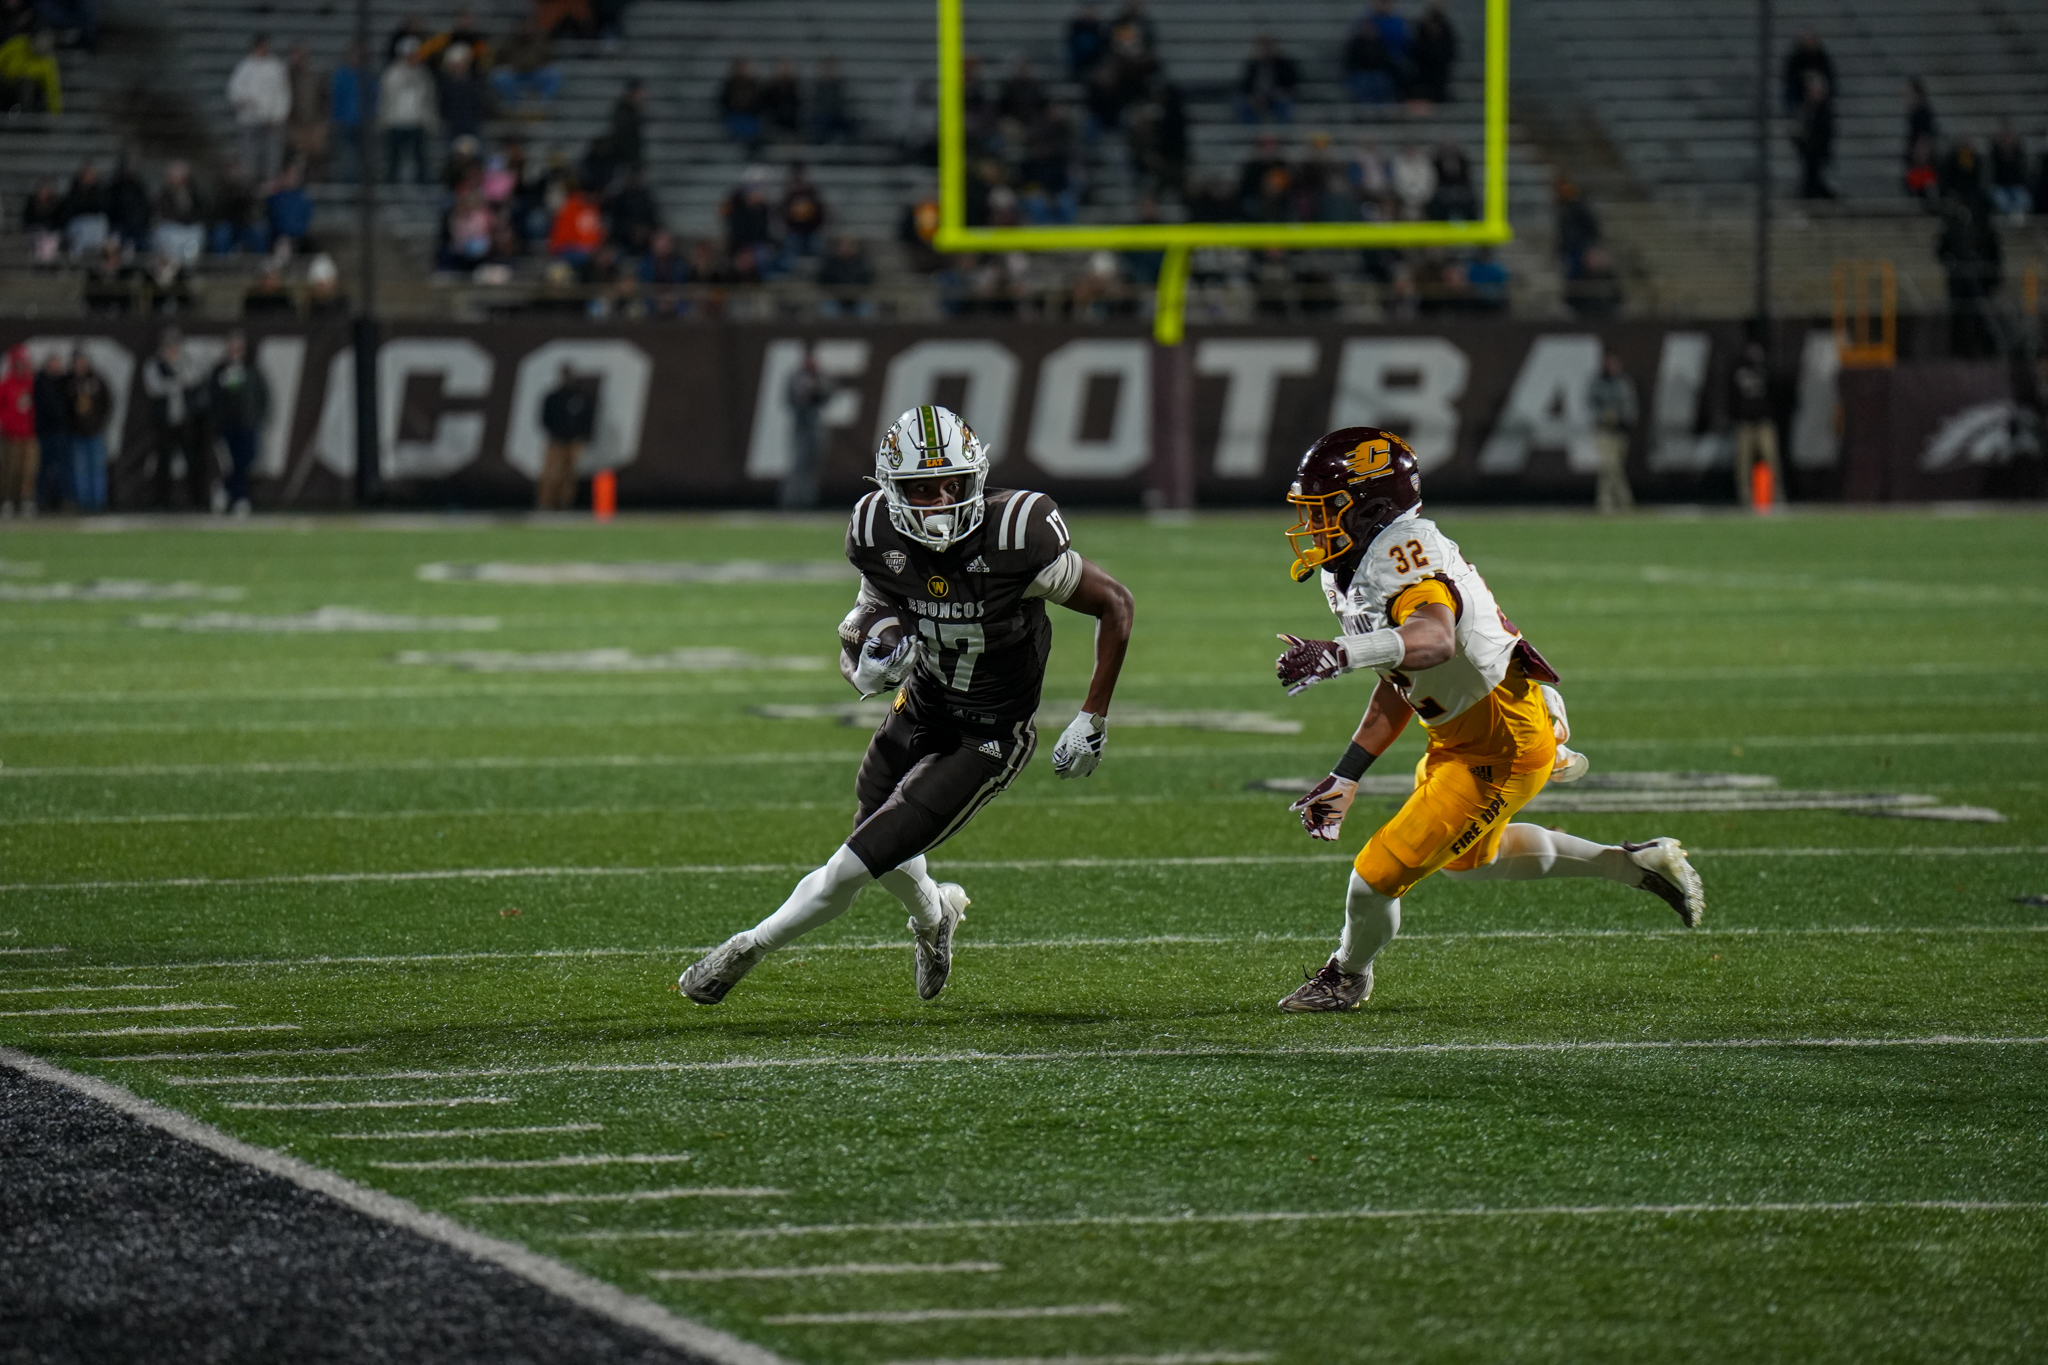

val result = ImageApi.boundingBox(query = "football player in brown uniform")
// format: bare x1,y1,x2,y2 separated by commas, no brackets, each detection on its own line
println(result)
681,405,1134,1005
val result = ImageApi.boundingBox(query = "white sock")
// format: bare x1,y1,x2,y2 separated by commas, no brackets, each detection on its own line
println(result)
1441,824,1642,886
1334,872,1400,974
748,844,874,951
876,854,943,929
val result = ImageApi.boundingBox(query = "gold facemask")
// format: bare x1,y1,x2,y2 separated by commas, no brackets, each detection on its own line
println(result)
1283,488,1353,583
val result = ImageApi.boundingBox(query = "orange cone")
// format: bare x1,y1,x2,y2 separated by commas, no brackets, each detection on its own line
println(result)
1750,459,1775,513
593,470,616,522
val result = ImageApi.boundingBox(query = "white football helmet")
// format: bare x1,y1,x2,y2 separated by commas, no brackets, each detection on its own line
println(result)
875,404,989,551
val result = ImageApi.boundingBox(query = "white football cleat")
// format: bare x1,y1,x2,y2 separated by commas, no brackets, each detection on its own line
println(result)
679,932,767,1005
911,883,969,1001
1623,838,1704,927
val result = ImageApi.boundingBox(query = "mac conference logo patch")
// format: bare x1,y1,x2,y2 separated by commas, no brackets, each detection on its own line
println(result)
883,550,908,573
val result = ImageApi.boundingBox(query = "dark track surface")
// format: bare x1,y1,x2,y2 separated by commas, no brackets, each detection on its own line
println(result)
0,1063,715,1365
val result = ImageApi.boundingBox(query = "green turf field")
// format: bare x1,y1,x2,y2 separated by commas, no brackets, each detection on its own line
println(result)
2,508,2045,1364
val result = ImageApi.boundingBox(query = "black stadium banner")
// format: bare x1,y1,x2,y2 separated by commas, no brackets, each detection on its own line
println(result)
1,318,2032,509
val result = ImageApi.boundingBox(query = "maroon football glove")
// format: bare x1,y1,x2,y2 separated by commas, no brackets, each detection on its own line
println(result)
1275,633,1349,696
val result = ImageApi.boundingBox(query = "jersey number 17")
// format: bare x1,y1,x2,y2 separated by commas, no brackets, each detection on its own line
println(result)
918,618,985,691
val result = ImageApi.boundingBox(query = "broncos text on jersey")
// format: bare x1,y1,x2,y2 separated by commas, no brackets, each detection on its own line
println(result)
847,487,1082,731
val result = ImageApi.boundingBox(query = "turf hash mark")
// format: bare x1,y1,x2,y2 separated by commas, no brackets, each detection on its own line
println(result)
650,1262,1005,1282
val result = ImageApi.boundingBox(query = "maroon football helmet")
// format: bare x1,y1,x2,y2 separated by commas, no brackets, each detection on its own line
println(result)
1283,427,1423,582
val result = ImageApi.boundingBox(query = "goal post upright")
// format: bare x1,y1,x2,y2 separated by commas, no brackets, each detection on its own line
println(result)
932,0,1513,506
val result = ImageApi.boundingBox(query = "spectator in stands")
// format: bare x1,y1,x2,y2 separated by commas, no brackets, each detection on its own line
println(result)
0,346,36,518
809,58,856,143
33,352,70,510
1781,30,1833,112
999,58,1048,126
380,38,435,183
1431,142,1475,220
492,18,559,107
1236,34,1298,126
763,60,802,141
228,35,292,184
1553,175,1600,279
1989,120,2031,222
1237,134,1289,220
534,0,593,41
304,253,346,315
1465,247,1507,308
0,25,61,112
1066,1,1107,78
1391,143,1436,220
286,44,329,180
209,160,265,254
1937,190,2001,358
1904,133,1939,205
153,161,207,265
536,366,594,510
61,348,111,512
208,331,268,516
781,346,833,511
142,248,194,316
1365,0,1408,87
780,163,827,261
547,180,602,265
719,58,765,151
438,186,490,270
818,235,873,291
22,180,63,264
1727,340,1778,508
1588,350,1637,513
435,43,493,149
722,171,775,262
421,9,491,73
1343,17,1397,107
1568,244,1621,316
894,73,938,165
386,14,425,61
608,78,646,168
1127,78,1186,202
1410,0,1457,105
899,188,942,272
1349,141,1391,217
83,236,136,315
1791,70,1834,200
142,328,210,511
106,155,152,251
60,160,109,259
1109,1,1154,58
640,229,688,284
266,161,315,251
242,266,294,314
603,166,660,255
1903,78,1936,162
331,44,376,184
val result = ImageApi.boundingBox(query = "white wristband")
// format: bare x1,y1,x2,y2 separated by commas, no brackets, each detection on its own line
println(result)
1337,629,1406,672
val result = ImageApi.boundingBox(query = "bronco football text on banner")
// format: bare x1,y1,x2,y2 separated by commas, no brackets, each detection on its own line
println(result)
3,320,2028,508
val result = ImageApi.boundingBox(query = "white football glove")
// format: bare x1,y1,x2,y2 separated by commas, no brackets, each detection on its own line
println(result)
850,635,915,698
1050,710,1107,779
1290,774,1358,842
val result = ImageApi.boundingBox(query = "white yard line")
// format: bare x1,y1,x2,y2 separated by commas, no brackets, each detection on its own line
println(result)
460,1187,784,1206
226,1096,511,1111
371,1153,693,1171
583,1199,2048,1243
883,1355,1269,1365
652,1262,1003,1282
764,1305,1127,1326
55,1024,300,1037
0,1002,229,1018
160,1035,2048,1089
0,947,67,954
334,1123,603,1141
91,1047,365,1062
4,845,2045,895
0,1049,791,1365
7,920,2045,978
0,983,179,994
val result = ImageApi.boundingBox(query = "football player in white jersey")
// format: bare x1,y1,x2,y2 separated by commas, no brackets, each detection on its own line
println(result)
1270,426,1704,1012
680,405,1134,1007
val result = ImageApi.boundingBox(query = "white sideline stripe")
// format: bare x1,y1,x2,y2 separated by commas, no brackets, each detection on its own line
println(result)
6,845,2047,895
461,1187,784,1206
652,1261,1003,1282
0,983,178,994
0,947,69,954
588,1200,2048,1243
91,1047,366,1062
888,1358,1269,1365
371,1153,693,1171
334,1123,603,1141
160,1035,2048,1088
56,1024,300,1037
765,1305,1125,1326
227,1096,511,1111
0,1049,791,1365
0,1002,229,1017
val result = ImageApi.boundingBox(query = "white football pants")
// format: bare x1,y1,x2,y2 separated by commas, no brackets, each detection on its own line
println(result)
1334,825,1641,973
748,845,943,951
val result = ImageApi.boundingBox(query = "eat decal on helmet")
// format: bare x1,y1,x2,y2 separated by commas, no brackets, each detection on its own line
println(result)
1283,426,1423,583
875,404,991,551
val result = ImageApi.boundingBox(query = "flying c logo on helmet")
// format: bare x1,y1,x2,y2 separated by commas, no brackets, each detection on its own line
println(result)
1344,438,1395,481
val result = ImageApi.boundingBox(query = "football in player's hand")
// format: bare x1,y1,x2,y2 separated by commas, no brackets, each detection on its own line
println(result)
838,601,905,656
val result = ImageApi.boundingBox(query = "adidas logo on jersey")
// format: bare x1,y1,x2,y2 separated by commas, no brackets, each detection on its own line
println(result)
966,556,990,573
978,739,1003,757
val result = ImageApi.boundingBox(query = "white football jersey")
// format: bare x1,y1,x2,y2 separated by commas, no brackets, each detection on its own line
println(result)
1321,510,1523,726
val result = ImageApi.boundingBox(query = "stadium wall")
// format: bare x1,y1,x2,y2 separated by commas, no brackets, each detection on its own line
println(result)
1,322,2036,509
